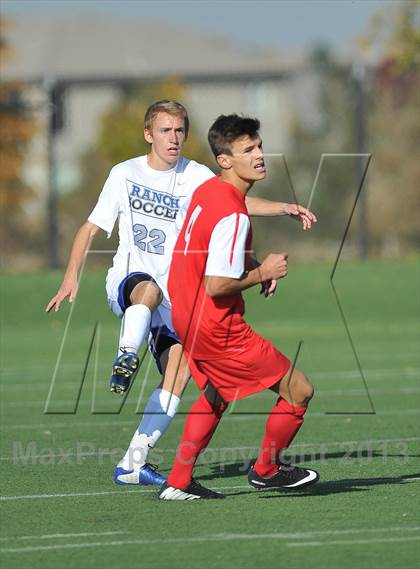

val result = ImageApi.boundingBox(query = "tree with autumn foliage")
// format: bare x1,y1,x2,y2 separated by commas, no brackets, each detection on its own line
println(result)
361,0,419,253
0,18,37,264
281,1,419,258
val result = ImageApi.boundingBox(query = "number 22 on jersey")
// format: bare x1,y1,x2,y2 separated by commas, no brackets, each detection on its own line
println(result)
133,223,166,255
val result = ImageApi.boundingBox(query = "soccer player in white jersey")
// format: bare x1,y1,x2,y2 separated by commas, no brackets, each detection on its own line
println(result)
46,100,316,486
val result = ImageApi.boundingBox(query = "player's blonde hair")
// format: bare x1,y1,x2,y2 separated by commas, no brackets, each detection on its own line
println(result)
144,100,189,138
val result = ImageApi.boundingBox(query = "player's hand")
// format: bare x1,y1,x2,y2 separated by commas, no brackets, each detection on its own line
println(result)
260,279,277,298
284,203,317,230
248,257,276,297
260,253,288,282
45,279,79,313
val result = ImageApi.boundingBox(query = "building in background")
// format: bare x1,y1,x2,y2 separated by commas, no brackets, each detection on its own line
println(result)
2,13,319,209
12,8,417,267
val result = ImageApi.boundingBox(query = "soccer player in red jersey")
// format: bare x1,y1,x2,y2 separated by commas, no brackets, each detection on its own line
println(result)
159,114,319,500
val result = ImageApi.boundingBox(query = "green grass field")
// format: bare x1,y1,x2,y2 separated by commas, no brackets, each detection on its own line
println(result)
1,259,419,569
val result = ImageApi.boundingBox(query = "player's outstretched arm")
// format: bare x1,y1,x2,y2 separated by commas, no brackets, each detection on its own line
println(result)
245,197,317,230
45,221,100,313
206,253,287,298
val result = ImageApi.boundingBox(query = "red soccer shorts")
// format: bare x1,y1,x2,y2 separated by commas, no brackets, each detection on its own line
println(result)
185,331,291,402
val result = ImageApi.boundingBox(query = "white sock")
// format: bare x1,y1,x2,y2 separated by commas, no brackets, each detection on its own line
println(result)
118,388,181,471
119,304,151,354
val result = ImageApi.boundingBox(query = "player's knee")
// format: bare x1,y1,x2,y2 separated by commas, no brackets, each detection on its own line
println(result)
292,371,314,405
146,282,163,304
131,281,163,306
302,378,314,403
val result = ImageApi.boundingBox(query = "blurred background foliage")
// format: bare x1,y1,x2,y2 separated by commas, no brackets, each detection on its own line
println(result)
363,0,420,254
253,0,419,258
0,18,38,263
0,0,418,269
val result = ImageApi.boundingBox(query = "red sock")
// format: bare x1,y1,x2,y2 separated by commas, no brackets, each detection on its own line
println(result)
254,398,307,478
167,393,226,489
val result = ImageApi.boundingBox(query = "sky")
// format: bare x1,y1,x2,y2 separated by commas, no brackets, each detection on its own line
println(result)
2,0,401,53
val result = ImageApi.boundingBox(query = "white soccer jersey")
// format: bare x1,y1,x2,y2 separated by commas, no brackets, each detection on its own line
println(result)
88,155,214,306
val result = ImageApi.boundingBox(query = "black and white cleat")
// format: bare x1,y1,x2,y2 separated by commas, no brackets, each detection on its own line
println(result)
248,463,319,490
159,479,225,500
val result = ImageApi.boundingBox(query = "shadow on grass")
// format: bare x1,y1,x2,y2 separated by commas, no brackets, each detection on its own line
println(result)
253,472,420,498
197,449,418,482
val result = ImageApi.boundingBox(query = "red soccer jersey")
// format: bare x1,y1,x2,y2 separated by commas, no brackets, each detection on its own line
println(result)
168,176,254,360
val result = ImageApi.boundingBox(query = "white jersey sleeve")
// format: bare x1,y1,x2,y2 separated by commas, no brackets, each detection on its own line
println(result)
88,166,121,236
205,213,250,278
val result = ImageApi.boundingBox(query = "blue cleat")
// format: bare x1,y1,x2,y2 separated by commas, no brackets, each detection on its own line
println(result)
114,464,166,486
110,351,139,395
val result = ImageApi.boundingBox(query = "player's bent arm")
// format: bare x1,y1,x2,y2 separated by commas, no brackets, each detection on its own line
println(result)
205,253,288,298
205,269,263,298
45,221,100,312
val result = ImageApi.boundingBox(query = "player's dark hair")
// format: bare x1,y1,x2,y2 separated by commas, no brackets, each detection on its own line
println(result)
208,114,260,157
144,99,189,138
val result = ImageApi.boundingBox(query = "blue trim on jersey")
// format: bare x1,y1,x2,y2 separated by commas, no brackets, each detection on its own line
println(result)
117,271,151,313
149,325,180,374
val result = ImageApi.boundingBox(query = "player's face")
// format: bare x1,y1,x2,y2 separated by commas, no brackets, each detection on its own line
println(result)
226,135,266,182
144,112,187,169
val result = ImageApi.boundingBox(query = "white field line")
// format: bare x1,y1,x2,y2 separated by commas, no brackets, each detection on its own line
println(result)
1,407,420,433
1,527,419,554
218,527,420,540
0,531,128,542
316,387,420,396
4,387,420,407
2,375,418,393
2,476,420,502
287,536,420,548
1,366,418,384
2,525,419,543
2,386,420,409
0,488,153,501
0,486,252,502
1,436,419,463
